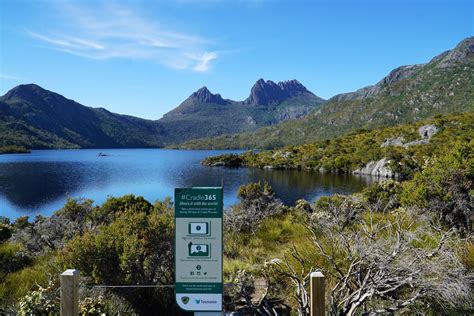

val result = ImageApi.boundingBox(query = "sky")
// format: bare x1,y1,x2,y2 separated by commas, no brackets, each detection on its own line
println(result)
0,0,472,119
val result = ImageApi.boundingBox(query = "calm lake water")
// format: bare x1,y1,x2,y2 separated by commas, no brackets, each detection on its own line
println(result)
0,149,376,219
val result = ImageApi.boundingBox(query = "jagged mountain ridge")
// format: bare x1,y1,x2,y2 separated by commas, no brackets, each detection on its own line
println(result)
156,79,325,145
163,79,322,117
174,37,474,149
244,79,315,105
187,87,230,105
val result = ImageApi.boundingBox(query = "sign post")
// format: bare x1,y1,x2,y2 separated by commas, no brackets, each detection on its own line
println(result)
175,187,223,312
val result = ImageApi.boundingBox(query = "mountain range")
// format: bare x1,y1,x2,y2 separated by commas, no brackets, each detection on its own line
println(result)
176,36,474,149
0,79,323,148
0,37,473,150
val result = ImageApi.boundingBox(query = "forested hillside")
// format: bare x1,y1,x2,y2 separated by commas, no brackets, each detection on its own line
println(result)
202,112,473,179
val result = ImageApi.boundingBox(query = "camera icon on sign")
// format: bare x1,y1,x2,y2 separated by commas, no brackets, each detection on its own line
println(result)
188,242,210,257
188,222,209,235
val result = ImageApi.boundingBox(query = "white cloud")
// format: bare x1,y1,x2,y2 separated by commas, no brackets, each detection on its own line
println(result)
26,3,220,72
0,73,24,80
28,32,105,51
186,52,218,72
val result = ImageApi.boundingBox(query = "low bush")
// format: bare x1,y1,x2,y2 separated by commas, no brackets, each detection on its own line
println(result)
225,182,284,234
401,142,473,234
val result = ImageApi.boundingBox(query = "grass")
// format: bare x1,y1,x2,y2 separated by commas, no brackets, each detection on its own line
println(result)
0,250,59,310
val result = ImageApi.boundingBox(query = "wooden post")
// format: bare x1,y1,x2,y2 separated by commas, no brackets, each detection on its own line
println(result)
60,269,79,316
310,271,325,316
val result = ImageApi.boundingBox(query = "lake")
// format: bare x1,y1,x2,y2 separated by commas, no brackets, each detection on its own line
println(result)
0,149,376,219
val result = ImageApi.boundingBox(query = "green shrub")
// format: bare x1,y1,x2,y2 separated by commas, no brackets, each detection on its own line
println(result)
56,198,94,222
13,216,30,229
0,254,57,311
18,282,59,315
80,296,105,315
226,183,284,234
0,243,32,274
202,112,473,180
361,179,402,210
401,142,473,233
0,223,12,243
90,195,153,225
0,217,10,225
202,153,243,166
61,197,175,313
0,145,30,154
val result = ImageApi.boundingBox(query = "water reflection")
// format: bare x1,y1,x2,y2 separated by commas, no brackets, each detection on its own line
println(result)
0,162,115,210
0,149,375,219
246,169,375,204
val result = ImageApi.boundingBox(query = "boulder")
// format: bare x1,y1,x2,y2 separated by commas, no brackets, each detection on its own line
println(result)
353,158,396,178
402,138,429,148
380,124,439,148
418,124,439,139
210,161,226,167
381,137,405,148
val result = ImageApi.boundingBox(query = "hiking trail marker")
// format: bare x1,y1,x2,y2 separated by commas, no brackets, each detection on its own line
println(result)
175,187,223,312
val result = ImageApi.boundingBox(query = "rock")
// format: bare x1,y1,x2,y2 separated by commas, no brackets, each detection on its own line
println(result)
244,79,314,105
330,37,473,104
380,124,439,148
378,64,423,86
245,116,257,126
331,64,422,102
210,161,226,167
274,106,315,121
263,165,274,169
189,86,230,105
418,124,439,139
403,139,429,148
272,151,291,159
353,158,396,178
381,137,405,148
431,36,474,69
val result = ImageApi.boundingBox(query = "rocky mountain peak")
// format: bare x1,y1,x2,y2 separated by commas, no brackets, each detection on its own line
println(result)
378,64,423,86
189,86,229,105
244,79,314,106
277,79,310,93
330,36,474,103
430,36,474,68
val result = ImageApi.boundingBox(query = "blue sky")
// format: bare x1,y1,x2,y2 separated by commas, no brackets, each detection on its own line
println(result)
0,0,472,119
